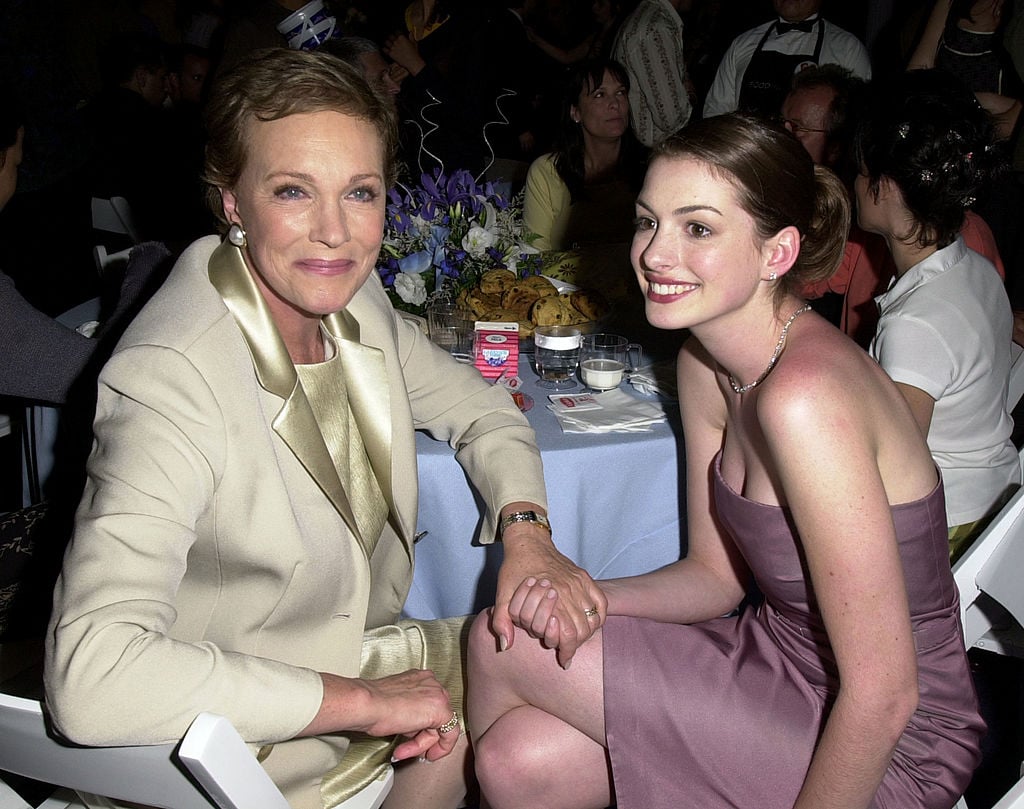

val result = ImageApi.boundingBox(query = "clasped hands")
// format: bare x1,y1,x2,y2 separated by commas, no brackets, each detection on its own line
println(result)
491,522,608,669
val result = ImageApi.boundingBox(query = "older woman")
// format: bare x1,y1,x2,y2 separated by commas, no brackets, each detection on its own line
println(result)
523,58,647,252
44,49,602,809
468,115,983,809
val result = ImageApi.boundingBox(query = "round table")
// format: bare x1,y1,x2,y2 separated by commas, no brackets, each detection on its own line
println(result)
404,360,687,619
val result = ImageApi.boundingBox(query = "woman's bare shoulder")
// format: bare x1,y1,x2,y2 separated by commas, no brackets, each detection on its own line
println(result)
757,319,937,500
757,319,900,436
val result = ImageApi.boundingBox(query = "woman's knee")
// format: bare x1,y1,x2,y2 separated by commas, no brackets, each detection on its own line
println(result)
473,713,558,802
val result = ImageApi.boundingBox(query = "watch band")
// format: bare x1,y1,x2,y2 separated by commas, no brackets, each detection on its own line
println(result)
499,510,551,538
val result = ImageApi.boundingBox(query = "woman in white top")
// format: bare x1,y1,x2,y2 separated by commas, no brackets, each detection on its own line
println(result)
856,68,1018,557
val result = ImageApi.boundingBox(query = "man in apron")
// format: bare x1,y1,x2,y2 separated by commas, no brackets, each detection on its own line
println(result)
703,0,870,120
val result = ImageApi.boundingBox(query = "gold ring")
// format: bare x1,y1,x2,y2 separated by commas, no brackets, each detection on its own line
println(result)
437,711,459,734
584,606,599,618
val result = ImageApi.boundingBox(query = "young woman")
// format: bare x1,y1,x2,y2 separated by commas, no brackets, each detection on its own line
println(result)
857,68,1018,558
467,113,984,809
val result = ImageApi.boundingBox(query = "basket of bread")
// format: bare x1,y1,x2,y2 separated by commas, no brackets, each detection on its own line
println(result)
456,268,610,340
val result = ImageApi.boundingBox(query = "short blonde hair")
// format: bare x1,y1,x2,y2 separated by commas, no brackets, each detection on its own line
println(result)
203,48,398,228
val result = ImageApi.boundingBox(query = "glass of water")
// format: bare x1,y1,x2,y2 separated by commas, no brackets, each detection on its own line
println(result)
427,295,474,363
534,325,582,390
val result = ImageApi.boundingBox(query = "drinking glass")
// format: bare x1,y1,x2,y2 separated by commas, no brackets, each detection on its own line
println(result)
427,296,474,363
579,333,642,391
533,325,582,389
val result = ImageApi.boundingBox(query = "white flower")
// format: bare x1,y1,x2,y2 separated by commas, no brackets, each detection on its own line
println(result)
481,201,498,227
393,272,428,306
462,225,497,257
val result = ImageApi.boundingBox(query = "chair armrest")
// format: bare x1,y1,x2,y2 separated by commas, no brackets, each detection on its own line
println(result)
177,713,291,809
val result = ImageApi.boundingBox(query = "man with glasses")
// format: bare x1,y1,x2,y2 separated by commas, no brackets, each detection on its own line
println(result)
779,62,862,173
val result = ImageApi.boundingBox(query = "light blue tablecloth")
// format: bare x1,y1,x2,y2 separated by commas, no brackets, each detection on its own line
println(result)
403,362,687,620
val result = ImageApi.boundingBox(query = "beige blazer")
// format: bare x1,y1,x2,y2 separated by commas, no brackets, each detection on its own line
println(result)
45,236,547,807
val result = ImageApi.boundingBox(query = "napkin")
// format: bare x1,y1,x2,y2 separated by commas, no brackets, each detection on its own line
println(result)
546,389,669,433
629,361,678,399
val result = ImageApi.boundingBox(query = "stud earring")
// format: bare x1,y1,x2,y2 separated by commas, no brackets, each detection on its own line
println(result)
768,272,777,281
227,223,246,247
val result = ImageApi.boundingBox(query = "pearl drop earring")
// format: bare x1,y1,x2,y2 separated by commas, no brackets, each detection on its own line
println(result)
228,223,247,247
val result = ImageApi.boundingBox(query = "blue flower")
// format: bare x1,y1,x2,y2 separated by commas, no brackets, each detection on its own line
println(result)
376,168,540,314
397,250,432,275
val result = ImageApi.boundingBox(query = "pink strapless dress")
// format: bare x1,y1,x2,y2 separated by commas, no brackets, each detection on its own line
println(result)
603,454,984,808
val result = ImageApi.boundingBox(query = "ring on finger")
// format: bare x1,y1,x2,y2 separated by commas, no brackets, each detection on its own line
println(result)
584,606,599,618
437,710,459,734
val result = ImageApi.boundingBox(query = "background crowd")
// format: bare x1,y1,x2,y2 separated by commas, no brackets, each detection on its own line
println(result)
0,1,1021,307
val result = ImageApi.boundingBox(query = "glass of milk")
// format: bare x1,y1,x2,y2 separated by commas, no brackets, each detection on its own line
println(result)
579,334,642,391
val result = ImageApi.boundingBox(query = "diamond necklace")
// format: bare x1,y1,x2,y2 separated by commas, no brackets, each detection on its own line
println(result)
728,304,812,394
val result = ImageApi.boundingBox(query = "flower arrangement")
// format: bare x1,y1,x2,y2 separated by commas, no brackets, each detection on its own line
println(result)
377,168,542,315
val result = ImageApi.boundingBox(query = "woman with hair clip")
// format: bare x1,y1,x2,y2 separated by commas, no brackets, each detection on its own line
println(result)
467,113,984,809
857,68,1018,559
523,57,646,251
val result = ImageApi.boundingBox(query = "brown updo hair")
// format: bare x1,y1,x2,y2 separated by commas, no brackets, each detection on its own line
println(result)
652,113,849,306
203,48,398,229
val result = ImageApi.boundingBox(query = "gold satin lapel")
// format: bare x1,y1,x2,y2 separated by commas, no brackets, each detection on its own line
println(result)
271,398,370,559
207,241,370,559
325,311,401,540
333,348,394,518
207,239,294,396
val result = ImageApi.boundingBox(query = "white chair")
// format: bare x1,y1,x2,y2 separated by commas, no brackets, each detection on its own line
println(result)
90,197,141,275
951,483,1024,809
993,778,1024,809
1009,342,1024,414
90,197,140,244
953,484,1024,658
92,245,134,278
0,693,393,809
955,774,1024,809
